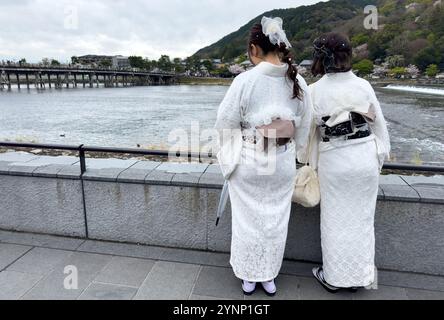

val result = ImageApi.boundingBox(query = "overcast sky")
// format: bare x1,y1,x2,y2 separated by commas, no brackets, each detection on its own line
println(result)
0,0,326,63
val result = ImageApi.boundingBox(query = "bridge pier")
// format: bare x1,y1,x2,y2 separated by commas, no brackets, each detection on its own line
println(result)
47,74,52,89
74,74,77,88
55,74,62,89
34,72,45,90
25,74,30,89
16,74,20,89
6,73,11,90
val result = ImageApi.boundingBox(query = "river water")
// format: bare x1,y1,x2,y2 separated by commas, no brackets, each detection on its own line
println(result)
0,84,443,165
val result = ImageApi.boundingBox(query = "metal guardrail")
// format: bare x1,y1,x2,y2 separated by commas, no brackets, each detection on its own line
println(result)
0,141,443,174
0,142,213,174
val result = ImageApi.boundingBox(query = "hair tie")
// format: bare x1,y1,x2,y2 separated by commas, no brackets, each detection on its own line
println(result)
261,16,292,49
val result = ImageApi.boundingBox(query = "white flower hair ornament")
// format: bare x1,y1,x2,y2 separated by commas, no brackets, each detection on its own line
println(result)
261,16,292,48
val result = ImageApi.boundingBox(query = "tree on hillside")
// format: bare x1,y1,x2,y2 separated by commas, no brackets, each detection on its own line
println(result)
414,46,440,70
405,64,420,78
99,59,112,68
41,58,50,66
157,55,172,72
426,64,439,77
353,59,374,75
128,56,147,69
50,59,61,66
386,55,406,68
173,58,184,73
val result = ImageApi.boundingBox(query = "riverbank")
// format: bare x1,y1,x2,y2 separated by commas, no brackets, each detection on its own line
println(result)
177,76,233,86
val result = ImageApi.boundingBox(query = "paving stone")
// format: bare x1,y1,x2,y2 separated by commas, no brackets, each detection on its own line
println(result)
379,184,420,201
22,252,112,300
78,282,137,300
193,266,244,300
0,161,11,174
157,162,209,174
94,256,155,287
0,243,32,270
0,152,37,163
160,247,230,268
205,165,222,174
77,240,165,260
134,261,201,300
0,271,43,300
189,294,231,300
379,175,420,201
400,173,444,203
145,169,175,185
378,270,444,292
83,158,138,182
172,172,203,187
378,187,385,200
412,186,444,204
0,230,84,250
27,156,79,166
280,260,319,278
199,172,225,189
352,286,408,300
298,277,353,300
7,164,39,176
116,161,160,183
57,164,81,179
379,175,409,185
32,164,67,177
401,175,444,186
405,288,444,300
7,247,73,276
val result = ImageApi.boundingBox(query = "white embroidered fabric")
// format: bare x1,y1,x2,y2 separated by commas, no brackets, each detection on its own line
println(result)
215,62,313,281
309,71,391,287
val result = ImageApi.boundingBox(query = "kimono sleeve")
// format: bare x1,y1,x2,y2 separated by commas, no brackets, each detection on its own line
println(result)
294,75,314,164
214,75,245,179
214,75,244,132
366,82,391,168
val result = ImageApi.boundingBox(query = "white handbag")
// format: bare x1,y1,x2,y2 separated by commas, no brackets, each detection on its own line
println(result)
292,126,320,207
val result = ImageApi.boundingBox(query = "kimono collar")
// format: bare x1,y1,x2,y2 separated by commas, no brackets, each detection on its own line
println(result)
255,61,288,77
324,70,356,80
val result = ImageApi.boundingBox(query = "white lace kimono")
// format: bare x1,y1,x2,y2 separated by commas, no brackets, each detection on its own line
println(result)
215,62,312,282
309,71,391,288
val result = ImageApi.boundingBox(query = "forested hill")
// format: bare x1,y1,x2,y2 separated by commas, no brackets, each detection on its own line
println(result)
193,0,444,70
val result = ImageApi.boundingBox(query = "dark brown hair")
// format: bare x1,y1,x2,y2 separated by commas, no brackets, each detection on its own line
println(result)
249,23,302,100
311,32,352,76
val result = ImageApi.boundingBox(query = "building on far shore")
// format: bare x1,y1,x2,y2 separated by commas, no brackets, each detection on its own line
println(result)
298,59,313,68
75,55,129,69
77,55,112,66
112,55,130,69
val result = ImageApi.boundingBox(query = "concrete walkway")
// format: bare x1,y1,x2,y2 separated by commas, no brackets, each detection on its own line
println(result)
0,230,443,300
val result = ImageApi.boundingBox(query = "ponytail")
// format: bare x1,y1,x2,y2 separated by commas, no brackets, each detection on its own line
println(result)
280,45,302,100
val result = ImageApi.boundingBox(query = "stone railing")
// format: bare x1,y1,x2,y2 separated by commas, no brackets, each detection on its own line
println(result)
0,151,443,276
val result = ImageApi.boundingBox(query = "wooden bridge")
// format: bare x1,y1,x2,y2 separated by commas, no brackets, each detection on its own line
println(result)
0,66,176,90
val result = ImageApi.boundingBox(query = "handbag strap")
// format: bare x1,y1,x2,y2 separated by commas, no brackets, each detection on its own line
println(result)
303,122,317,166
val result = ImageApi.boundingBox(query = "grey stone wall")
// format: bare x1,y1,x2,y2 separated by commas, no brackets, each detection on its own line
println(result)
0,151,443,276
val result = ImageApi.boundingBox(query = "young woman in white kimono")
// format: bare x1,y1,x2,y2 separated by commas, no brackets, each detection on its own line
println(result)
308,33,391,293
214,17,312,296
